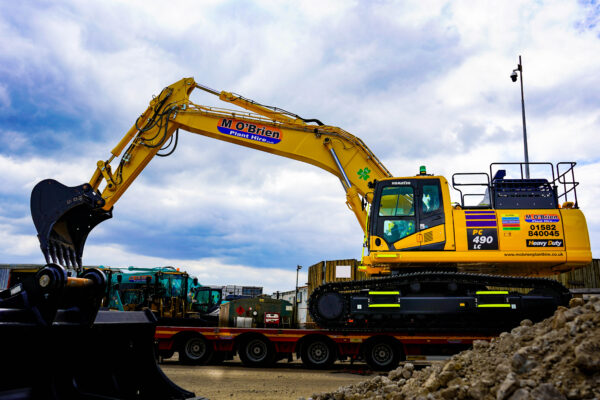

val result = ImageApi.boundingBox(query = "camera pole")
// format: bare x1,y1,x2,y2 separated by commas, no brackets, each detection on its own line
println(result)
512,55,530,179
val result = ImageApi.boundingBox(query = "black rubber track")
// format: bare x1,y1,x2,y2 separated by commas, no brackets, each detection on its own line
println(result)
308,271,571,333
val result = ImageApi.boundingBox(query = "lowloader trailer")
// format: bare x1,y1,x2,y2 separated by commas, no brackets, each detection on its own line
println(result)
155,325,493,371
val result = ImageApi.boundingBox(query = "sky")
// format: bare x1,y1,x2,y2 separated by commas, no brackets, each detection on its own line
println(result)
1,0,599,294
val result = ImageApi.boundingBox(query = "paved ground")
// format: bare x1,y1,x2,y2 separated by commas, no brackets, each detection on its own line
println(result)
161,359,376,400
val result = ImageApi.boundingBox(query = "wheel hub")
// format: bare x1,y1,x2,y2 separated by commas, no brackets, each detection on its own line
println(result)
186,339,206,358
373,344,392,363
310,343,327,362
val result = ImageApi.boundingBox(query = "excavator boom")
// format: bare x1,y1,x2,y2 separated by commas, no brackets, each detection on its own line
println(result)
32,77,392,269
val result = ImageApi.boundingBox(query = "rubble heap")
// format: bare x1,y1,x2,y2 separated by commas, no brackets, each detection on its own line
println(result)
308,296,600,400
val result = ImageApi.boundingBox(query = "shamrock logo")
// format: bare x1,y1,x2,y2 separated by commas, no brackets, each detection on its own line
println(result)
357,167,371,181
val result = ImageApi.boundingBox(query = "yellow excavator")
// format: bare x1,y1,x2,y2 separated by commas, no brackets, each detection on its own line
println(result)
27,77,591,335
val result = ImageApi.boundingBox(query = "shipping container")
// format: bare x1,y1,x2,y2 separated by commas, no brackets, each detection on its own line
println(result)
219,296,293,328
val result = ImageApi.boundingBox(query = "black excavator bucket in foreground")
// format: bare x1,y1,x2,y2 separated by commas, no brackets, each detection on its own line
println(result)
30,179,112,269
0,264,203,399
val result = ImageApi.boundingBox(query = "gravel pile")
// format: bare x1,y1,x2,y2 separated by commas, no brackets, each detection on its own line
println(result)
306,296,600,400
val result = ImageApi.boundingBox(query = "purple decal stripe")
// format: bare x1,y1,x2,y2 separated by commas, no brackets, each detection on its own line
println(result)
465,211,495,214
465,215,497,220
466,221,497,227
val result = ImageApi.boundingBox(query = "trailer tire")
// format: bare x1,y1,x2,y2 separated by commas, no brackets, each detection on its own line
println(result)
364,339,401,371
178,335,212,365
239,336,275,367
301,338,336,369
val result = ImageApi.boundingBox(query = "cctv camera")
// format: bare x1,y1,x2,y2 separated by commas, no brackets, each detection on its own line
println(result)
510,70,518,82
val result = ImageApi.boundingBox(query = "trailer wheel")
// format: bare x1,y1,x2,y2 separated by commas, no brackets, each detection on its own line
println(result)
301,338,335,369
239,337,275,367
178,335,212,365
365,339,401,371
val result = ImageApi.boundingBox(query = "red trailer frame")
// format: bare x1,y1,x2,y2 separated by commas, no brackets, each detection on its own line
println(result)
155,326,493,371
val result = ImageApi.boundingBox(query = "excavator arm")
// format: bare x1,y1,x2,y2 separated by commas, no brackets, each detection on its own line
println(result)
31,77,391,269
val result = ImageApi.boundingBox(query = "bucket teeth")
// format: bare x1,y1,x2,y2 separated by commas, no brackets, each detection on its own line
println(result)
42,246,51,265
62,246,71,269
57,245,65,266
47,240,81,270
48,245,79,271
69,249,78,270
50,243,58,264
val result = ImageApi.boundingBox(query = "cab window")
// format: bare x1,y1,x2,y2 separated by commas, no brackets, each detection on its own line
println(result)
422,184,441,214
382,220,416,242
195,289,210,304
379,186,414,217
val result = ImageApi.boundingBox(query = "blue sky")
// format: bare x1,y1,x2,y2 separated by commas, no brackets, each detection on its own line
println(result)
1,0,599,293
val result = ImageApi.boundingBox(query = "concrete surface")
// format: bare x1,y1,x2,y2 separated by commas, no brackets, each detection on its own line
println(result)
161,359,376,400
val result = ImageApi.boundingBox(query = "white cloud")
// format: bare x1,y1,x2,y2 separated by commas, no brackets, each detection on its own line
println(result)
0,222,39,257
0,84,9,108
0,153,95,197
0,130,27,152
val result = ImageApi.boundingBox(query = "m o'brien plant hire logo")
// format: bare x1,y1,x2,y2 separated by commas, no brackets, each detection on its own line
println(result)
218,118,283,144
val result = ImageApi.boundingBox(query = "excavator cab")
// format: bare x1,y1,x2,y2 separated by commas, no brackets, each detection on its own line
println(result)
192,287,223,315
369,175,448,253
364,162,590,277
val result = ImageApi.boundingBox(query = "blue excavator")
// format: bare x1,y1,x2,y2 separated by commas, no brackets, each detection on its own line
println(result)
100,266,222,325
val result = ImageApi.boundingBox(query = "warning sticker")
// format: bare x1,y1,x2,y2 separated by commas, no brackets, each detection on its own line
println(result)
501,214,520,231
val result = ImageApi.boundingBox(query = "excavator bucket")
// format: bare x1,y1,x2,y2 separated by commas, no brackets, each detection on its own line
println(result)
30,179,112,268
0,264,203,399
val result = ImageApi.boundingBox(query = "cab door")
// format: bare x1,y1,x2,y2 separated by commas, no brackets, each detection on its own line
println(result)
416,179,446,250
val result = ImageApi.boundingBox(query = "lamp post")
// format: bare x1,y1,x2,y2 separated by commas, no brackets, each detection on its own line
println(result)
511,55,530,179
294,265,302,326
